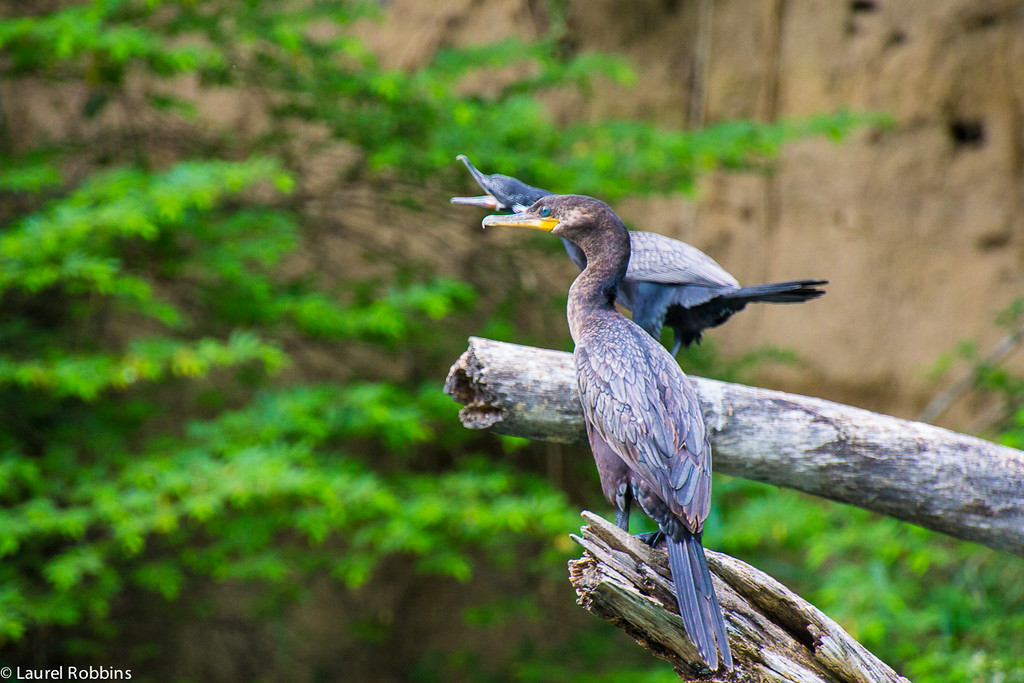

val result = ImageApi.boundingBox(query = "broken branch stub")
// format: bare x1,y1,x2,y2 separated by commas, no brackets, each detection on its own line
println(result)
571,512,911,682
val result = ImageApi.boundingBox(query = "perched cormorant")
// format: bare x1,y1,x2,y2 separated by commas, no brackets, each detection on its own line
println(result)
453,154,827,354
482,195,732,671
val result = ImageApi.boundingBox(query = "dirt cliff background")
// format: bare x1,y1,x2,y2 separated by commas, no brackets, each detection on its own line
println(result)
366,0,1024,428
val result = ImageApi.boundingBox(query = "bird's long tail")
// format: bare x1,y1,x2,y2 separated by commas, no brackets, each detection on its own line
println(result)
721,278,828,304
666,532,732,671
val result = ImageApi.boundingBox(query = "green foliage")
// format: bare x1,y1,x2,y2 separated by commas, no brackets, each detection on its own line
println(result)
675,338,800,385
930,298,1024,445
0,155,63,193
713,477,1024,682
0,381,576,640
0,332,286,399
0,146,517,646
277,279,476,343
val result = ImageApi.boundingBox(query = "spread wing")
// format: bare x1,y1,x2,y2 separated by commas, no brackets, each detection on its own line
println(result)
574,319,711,531
625,231,739,289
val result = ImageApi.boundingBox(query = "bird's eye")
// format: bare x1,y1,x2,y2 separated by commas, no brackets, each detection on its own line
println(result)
540,206,550,217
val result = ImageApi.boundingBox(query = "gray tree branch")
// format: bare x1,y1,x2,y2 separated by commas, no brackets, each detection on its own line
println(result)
444,337,1024,557
571,511,910,682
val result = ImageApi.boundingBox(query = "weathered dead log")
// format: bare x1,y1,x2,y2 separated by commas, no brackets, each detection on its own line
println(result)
571,511,910,682
444,337,1024,557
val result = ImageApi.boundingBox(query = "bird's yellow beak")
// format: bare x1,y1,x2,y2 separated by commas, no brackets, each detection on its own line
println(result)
481,213,559,232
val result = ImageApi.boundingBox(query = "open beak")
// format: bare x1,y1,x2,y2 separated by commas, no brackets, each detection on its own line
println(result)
450,194,500,209
481,212,559,232
456,154,489,186
451,154,504,209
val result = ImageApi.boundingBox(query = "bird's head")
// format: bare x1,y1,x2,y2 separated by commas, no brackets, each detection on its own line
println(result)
450,154,549,213
481,194,628,257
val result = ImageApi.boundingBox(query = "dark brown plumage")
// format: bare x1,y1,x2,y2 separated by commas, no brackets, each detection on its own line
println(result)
481,194,732,671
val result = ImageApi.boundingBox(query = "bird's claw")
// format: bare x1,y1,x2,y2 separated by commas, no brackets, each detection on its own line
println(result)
635,531,665,547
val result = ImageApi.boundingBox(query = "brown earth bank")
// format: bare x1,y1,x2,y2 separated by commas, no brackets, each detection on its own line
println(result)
367,0,1024,428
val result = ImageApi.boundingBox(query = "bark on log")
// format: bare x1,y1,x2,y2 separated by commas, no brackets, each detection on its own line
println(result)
444,337,1024,557
571,511,910,682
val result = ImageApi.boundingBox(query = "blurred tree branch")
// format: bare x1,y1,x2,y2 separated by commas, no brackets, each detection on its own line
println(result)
918,318,1024,426
445,337,1024,557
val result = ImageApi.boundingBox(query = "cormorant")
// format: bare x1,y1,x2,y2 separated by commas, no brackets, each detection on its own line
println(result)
482,195,733,671
453,154,827,355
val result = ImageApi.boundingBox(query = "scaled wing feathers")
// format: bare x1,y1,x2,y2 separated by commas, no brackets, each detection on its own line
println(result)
575,331,712,532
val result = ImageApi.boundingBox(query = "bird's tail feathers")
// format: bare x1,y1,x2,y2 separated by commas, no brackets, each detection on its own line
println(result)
691,533,732,669
667,533,732,670
725,279,827,304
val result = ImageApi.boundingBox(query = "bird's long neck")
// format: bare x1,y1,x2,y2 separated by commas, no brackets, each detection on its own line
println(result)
566,226,630,342
561,237,587,271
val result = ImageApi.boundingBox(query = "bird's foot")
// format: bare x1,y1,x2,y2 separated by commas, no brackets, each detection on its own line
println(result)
635,531,665,547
